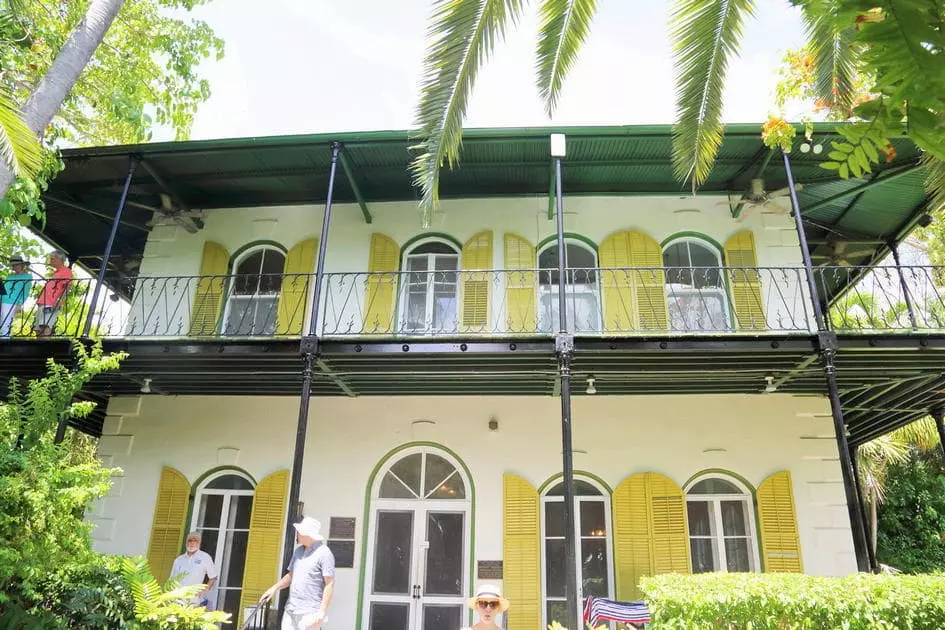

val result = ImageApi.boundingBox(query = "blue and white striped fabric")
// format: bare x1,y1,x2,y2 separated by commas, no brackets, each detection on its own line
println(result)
583,595,651,627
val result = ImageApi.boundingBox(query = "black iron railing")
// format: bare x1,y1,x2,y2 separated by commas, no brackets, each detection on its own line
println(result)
2,265,943,340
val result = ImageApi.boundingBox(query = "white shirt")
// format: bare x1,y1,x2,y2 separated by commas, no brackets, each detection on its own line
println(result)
170,549,219,588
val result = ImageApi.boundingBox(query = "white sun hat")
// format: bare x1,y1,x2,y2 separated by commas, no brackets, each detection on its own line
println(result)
292,516,325,541
466,583,510,613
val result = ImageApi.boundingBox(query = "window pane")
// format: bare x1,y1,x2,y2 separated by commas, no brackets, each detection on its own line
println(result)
423,454,456,496
725,538,751,572
566,244,595,269
412,242,457,255
372,512,413,594
423,605,462,630
198,529,219,561
545,480,602,496
235,251,263,277
370,603,409,630
690,538,717,573
221,588,243,625
198,494,224,528
379,472,419,499
687,242,719,269
228,495,254,529
260,249,286,275
389,454,422,497
544,539,567,597
546,600,568,627
686,501,712,537
206,475,254,491
667,290,728,332
581,538,609,597
689,478,742,495
720,500,748,536
404,286,428,331
580,501,606,537
222,530,249,587
433,254,459,271
425,512,463,596
405,256,429,272
544,501,565,538
663,243,689,268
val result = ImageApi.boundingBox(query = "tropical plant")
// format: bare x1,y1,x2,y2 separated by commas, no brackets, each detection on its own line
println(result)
121,556,229,629
0,0,42,180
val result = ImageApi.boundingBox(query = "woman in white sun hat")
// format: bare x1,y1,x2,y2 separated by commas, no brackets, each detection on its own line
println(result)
462,583,509,629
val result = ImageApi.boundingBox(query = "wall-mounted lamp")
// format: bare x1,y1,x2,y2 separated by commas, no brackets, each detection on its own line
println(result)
550,133,566,158
585,376,597,395
140,378,152,394
764,375,777,393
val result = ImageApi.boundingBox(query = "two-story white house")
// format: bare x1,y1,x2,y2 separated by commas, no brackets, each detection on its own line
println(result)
6,124,944,630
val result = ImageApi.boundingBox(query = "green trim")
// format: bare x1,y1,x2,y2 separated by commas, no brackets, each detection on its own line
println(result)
339,150,373,224
355,442,477,630
228,240,288,270
683,468,766,572
660,232,725,256
400,232,463,255
182,466,258,556
536,232,599,254
537,470,613,495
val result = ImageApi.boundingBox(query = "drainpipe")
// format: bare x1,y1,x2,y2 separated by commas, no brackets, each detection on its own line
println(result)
889,243,918,330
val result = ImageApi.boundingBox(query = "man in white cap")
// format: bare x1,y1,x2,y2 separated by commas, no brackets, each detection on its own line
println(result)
169,531,218,609
260,516,335,629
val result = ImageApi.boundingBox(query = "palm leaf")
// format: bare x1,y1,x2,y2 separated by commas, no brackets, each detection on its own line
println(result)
670,0,755,192
0,88,41,179
800,0,857,113
535,0,598,117
923,153,945,215
411,0,527,227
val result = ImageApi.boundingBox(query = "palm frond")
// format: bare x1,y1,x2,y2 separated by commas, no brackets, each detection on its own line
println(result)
800,0,857,113
535,0,598,117
411,0,527,226
923,153,945,215
0,88,41,179
671,0,756,193
889,416,940,452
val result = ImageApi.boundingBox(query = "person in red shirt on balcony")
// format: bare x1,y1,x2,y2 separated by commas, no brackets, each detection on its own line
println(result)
34,251,73,338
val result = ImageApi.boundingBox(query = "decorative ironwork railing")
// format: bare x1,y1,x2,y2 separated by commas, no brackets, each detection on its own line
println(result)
2,265,943,340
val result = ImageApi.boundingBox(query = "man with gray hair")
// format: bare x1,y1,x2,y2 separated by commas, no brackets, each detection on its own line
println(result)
170,530,219,609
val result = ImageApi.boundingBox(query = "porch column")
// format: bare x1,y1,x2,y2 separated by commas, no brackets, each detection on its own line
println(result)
890,243,918,329
848,443,878,572
934,406,945,462
282,142,342,586
551,134,580,630
782,151,871,572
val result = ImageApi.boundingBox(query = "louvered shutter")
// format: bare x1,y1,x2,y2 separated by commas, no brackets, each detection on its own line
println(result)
724,230,767,330
238,469,290,626
612,472,690,600
189,241,230,336
276,238,318,335
504,233,536,332
503,473,541,630
147,467,191,583
460,231,493,332
599,231,667,332
757,470,802,572
362,233,399,334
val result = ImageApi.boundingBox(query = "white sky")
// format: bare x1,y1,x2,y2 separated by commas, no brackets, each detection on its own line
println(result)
169,0,808,142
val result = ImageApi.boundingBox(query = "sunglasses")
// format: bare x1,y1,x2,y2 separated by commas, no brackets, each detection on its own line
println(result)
477,600,500,610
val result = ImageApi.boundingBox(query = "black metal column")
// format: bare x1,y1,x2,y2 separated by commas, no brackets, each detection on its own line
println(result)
552,139,579,630
783,151,871,572
848,443,877,572
281,142,342,585
933,406,945,462
890,243,918,329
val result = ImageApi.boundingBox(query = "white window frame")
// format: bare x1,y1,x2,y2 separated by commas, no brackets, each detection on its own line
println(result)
398,238,461,335
540,476,615,630
190,469,256,615
537,240,601,333
223,245,286,336
684,473,760,573
662,237,733,332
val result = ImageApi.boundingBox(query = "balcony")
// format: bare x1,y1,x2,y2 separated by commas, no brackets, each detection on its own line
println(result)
3,265,943,340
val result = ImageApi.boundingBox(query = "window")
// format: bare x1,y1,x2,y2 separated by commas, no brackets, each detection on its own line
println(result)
662,239,731,332
400,240,460,334
542,478,613,628
224,246,286,335
538,241,600,333
685,475,759,573
191,471,255,621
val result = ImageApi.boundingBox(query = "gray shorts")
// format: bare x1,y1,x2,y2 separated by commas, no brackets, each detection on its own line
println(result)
281,611,326,630
33,306,60,331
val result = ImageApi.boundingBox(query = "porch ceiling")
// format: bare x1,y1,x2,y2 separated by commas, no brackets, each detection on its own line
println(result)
38,124,929,301
2,335,941,444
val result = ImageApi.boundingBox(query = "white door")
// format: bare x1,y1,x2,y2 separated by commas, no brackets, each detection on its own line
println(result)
365,449,471,630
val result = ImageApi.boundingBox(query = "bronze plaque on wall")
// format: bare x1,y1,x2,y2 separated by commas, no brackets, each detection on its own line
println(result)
477,560,503,580
329,517,356,540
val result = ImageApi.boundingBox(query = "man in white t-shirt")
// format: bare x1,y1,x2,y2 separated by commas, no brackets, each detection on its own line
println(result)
170,531,219,609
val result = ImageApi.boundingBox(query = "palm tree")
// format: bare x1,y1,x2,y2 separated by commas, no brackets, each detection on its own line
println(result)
0,0,43,180
0,0,126,197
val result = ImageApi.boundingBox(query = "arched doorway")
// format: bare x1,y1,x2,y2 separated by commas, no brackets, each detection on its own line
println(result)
363,446,472,630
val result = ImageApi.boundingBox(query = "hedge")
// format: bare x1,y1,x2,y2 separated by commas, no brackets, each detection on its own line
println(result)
639,573,945,629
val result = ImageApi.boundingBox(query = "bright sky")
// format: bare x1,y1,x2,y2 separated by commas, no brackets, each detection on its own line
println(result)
173,0,808,141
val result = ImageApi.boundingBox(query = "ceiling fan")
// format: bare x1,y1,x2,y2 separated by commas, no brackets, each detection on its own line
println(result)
726,178,801,221
811,240,876,267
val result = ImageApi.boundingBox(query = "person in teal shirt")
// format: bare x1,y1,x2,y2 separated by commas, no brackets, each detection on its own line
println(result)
1,255,32,337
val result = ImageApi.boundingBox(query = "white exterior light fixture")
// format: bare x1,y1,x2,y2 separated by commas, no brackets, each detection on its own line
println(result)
550,133,566,158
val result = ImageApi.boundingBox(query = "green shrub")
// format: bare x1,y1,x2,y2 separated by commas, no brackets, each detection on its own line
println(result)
877,452,945,573
640,573,945,629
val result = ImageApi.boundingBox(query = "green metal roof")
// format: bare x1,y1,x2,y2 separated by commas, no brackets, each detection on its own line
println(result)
38,123,929,294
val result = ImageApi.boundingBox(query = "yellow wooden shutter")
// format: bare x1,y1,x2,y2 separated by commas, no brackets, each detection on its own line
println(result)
599,231,667,332
146,466,190,583
503,473,541,630
757,470,803,572
239,469,290,626
612,472,690,600
504,233,536,333
189,241,230,336
276,238,318,335
460,230,493,332
362,233,400,333
724,230,767,330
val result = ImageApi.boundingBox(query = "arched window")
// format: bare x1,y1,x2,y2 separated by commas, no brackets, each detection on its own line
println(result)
400,239,460,334
541,477,613,628
538,241,600,333
224,245,286,335
662,238,731,332
191,470,256,620
365,446,472,630
685,474,759,573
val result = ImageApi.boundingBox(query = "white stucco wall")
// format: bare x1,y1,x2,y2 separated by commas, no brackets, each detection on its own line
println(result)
127,194,815,335
92,392,855,627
